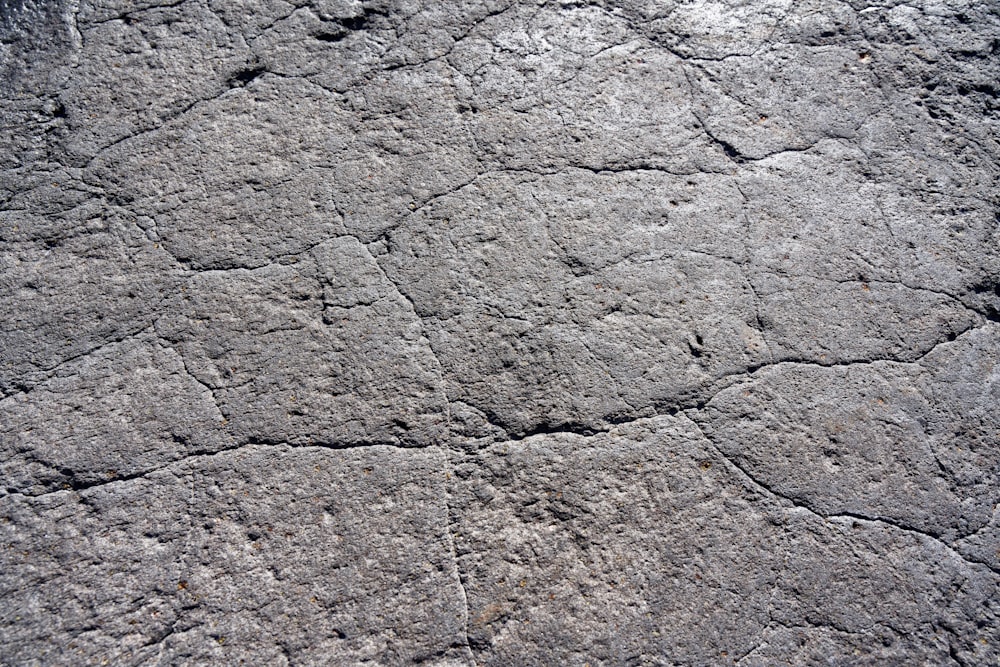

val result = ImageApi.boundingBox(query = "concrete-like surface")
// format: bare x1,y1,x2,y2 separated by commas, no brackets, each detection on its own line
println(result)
2,0,999,664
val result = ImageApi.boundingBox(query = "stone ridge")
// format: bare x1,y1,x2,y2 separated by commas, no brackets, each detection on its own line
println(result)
1,0,998,664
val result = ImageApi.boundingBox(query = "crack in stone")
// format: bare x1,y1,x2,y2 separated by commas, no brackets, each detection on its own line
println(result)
81,0,195,27
0,324,157,399
758,271,1000,322
445,320,989,443
156,337,226,423
440,458,476,666
2,439,424,501
360,234,452,431
80,65,270,170
735,183,772,352
686,417,1000,577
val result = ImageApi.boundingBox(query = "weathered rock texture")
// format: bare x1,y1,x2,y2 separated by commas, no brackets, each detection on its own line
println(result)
2,0,999,664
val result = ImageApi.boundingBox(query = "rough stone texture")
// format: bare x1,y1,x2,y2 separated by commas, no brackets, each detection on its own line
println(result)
1,0,998,664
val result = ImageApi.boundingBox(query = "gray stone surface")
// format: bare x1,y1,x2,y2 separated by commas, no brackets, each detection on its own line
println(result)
1,0,998,664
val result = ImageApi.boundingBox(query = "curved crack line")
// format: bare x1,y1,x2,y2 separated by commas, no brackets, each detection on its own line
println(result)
685,417,1000,577
0,324,156,400
155,337,226,423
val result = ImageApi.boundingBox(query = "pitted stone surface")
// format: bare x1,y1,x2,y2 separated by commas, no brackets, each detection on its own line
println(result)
1,0,998,664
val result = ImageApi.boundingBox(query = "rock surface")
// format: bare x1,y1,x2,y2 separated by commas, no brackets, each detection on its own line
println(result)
2,0,999,664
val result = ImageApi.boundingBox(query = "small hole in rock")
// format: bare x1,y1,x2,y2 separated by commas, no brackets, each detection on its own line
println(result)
315,31,346,42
